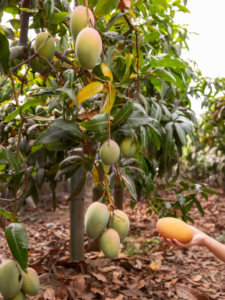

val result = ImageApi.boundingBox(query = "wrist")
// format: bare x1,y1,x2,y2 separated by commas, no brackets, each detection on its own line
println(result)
199,232,210,247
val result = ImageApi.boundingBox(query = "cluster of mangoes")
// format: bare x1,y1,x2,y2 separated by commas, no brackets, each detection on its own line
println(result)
85,202,130,259
100,137,140,166
0,260,40,300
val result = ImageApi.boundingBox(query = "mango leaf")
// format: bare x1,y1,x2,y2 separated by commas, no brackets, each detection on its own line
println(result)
10,170,25,187
108,12,125,30
51,119,82,138
120,168,137,201
126,110,153,127
0,32,10,74
174,122,187,146
56,87,77,107
201,188,218,195
163,122,173,157
43,0,54,20
0,208,18,222
180,122,197,147
176,3,190,13
5,99,41,122
48,12,70,24
77,82,103,104
33,127,68,146
16,177,35,212
1,26,14,39
120,53,132,84
111,100,134,128
2,147,21,173
80,113,108,133
101,84,116,113
101,63,113,82
5,223,29,272
0,0,8,13
95,0,120,17
156,57,188,69
144,32,160,42
152,0,167,10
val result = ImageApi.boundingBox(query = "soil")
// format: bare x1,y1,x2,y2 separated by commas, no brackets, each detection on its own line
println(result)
0,182,225,300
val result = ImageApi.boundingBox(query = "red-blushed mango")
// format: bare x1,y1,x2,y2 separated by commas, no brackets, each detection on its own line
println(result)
85,202,109,239
3,291,26,300
156,217,193,243
34,32,55,65
120,137,139,158
70,6,95,41
75,28,102,69
111,209,130,242
100,229,120,259
30,57,45,73
100,140,120,166
22,268,40,296
0,260,23,298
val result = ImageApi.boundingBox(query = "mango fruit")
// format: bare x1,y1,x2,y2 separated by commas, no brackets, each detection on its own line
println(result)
100,140,120,166
22,267,40,296
85,202,109,239
30,57,45,73
100,229,120,259
0,260,23,298
120,137,139,158
75,28,102,69
111,209,130,242
35,105,47,117
70,6,95,41
34,32,55,65
156,217,193,243
3,291,26,300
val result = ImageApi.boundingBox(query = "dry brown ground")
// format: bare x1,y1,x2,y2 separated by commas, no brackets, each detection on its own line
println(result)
1,183,225,300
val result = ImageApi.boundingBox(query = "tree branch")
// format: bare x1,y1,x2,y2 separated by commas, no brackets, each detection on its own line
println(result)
19,0,31,47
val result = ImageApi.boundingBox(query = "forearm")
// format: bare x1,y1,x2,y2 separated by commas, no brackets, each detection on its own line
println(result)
201,234,225,263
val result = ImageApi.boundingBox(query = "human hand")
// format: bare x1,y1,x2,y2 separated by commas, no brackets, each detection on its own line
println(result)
158,226,205,249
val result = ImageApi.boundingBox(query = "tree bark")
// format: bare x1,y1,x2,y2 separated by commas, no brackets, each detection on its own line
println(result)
19,0,31,47
114,181,123,210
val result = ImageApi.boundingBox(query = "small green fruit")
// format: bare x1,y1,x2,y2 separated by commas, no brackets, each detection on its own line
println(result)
22,267,40,296
3,290,26,300
30,57,45,73
100,140,120,166
111,209,130,242
34,32,55,65
120,137,139,158
100,229,120,259
35,105,47,117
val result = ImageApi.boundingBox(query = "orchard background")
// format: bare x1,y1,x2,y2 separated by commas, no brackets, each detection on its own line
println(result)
0,0,225,299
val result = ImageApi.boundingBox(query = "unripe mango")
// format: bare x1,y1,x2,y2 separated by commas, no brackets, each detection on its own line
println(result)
120,137,139,158
111,209,130,242
35,105,47,117
100,140,120,166
0,260,23,298
100,229,120,259
156,217,193,243
75,28,102,69
85,202,110,239
3,291,26,300
70,6,95,41
30,57,45,73
34,32,55,65
22,267,40,296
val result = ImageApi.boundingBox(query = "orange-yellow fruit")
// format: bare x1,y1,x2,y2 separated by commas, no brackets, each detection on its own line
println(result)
34,32,55,65
22,268,40,296
111,209,130,242
75,28,102,69
85,202,109,239
120,137,139,158
70,6,95,41
100,140,120,166
100,229,120,259
156,217,193,243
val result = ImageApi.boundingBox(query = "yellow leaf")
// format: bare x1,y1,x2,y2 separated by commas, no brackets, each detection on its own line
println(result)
101,62,113,82
98,250,105,257
149,260,162,270
117,252,126,258
92,167,100,187
103,85,116,113
77,82,103,104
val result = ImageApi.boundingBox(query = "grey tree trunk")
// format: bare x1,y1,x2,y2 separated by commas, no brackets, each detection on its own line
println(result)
114,181,123,210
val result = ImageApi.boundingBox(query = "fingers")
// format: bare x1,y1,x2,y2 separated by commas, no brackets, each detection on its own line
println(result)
159,236,180,248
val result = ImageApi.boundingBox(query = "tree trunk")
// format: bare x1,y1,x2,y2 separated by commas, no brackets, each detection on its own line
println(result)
114,181,123,210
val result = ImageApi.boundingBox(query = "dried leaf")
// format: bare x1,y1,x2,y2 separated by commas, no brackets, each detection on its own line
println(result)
44,288,56,300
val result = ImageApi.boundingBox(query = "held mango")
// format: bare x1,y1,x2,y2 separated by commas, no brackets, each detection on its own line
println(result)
100,140,120,166
75,28,102,69
156,217,193,243
34,32,55,65
111,209,130,242
100,229,120,259
22,267,40,296
85,202,110,239
0,260,23,298
70,6,95,41
3,291,26,300
120,137,139,158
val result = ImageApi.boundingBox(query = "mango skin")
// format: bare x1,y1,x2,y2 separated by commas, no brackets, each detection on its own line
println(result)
34,32,55,65
120,137,138,158
156,217,193,243
30,57,45,73
0,260,23,298
22,267,40,296
70,6,95,41
75,28,102,69
111,209,130,242
100,140,120,166
100,229,120,259
85,202,110,239
3,290,26,300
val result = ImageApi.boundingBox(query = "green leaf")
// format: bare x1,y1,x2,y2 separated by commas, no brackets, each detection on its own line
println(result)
0,0,8,13
193,197,204,216
43,0,54,20
33,127,68,146
120,53,132,84
56,87,77,107
5,223,29,272
176,3,190,13
152,0,167,10
36,168,45,190
1,26,14,39
201,188,218,195
80,113,108,133
48,12,70,24
0,208,18,222
95,0,120,17
144,32,160,42
10,170,25,187
126,110,153,127
111,100,134,129
120,168,137,201
2,147,21,173
180,122,197,147
108,13,125,30
163,122,173,157
8,19,20,30
20,7,39,12
156,57,188,69
5,99,41,122
201,192,208,201
16,177,35,212
51,119,82,138
177,194,185,207
0,33,10,74
48,97,61,113
174,122,187,146
66,171,86,202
